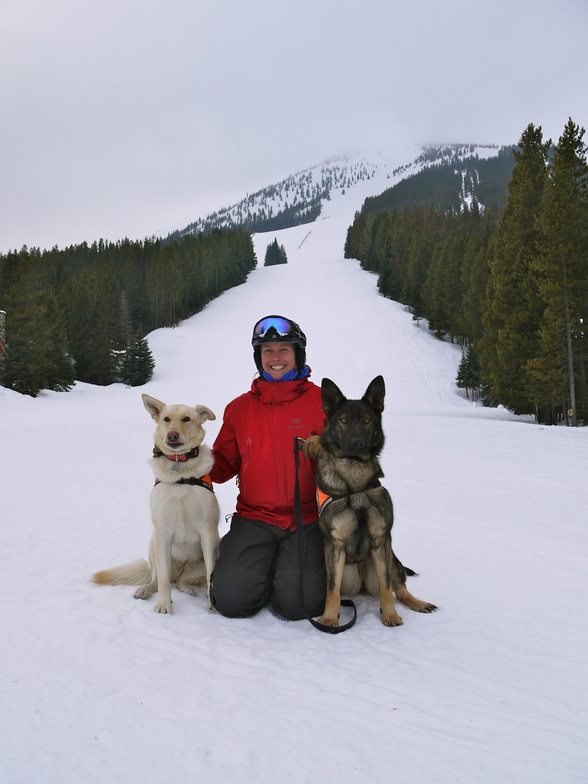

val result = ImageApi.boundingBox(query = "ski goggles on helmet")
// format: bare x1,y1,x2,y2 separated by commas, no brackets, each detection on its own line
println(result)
252,315,306,346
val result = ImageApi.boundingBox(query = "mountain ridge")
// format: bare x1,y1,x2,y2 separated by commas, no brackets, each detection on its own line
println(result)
165,143,509,242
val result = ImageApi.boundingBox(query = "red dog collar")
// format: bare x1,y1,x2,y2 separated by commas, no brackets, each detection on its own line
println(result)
165,446,200,462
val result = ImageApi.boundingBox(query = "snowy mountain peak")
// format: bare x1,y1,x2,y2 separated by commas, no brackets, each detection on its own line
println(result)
167,143,504,241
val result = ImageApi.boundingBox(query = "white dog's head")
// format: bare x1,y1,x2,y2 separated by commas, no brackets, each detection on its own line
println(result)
142,394,216,455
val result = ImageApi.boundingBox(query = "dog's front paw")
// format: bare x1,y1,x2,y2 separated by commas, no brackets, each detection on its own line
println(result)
154,600,173,614
417,602,438,613
381,610,403,627
317,615,339,628
134,584,155,600
176,581,197,596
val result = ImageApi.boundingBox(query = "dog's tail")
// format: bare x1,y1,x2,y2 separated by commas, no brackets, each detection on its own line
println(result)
91,559,152,586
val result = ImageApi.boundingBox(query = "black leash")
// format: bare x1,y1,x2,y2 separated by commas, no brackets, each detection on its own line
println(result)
293,437,357,634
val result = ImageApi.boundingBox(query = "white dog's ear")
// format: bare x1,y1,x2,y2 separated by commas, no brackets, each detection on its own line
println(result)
142,394,166,419
194,405,216,423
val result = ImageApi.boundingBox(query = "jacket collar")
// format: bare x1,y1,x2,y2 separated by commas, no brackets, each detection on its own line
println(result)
250,371,312,403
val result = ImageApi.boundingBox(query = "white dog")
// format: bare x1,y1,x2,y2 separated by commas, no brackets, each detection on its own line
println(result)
92,394,220,614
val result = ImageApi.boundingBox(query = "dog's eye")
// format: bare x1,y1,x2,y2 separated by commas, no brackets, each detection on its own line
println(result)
182,417,191,422
340,417,348,424
363,417,371,425
163,417,170,422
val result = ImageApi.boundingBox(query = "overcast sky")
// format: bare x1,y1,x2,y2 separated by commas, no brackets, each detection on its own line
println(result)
1,0,587,253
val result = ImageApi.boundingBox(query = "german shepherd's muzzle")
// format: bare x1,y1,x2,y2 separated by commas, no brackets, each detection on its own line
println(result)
316,375,437,627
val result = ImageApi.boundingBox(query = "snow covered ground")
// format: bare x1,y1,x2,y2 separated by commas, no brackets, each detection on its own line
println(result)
1,151,587,784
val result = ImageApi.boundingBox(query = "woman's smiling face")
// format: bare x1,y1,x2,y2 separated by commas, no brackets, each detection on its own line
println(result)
260,342,296,379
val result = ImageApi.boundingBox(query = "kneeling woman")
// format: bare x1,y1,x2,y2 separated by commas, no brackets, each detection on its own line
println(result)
209,315,325,620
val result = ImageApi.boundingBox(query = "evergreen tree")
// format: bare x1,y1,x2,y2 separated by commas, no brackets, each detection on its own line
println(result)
358,213,377,265
264,239,287,266
84,265,123,385
344,211,369,259
65,269,98,381
457,236,489,342
530,119,588,424
146,245,183,328
42,286,76,391
457,233,488,341
119,335,155,386
456,346,484,399
377,211,412,300
401,230,433,318
369,212,394,274
119,291,133,349
420,243,446,336
1,248,52,396
480,124,550,413
421,233,464,339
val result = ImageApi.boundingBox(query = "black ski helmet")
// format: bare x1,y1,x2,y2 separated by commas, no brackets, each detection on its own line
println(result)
251,315,307,374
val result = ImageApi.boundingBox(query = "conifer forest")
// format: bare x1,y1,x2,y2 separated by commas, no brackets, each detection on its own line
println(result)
344,120,588,425
0,229,256,395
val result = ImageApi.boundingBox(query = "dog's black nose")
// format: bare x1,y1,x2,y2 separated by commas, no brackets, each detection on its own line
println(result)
350,437,366,451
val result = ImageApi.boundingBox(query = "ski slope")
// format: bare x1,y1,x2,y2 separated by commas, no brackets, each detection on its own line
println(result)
1,149,587,784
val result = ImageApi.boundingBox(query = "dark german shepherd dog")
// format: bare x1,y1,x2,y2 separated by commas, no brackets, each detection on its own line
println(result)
316,375,437,627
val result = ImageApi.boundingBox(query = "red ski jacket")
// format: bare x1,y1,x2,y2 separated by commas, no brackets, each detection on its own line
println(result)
210,373,325,530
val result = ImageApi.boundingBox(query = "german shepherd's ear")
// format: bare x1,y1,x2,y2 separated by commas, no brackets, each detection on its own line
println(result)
362,375,385,414
194,405,216,423
321,378,346,416
142,394,166,419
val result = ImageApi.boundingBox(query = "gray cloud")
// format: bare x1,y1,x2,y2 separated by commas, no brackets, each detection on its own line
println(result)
1,0,587,252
